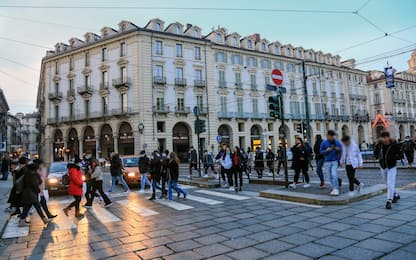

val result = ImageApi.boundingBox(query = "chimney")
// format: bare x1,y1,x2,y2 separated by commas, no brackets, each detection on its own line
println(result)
253,33,260,42
186,23,192,30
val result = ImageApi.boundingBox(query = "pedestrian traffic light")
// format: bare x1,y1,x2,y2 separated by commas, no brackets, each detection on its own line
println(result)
268,95,281,119
194,120,200,134
296,123,302,133
194,119,207,134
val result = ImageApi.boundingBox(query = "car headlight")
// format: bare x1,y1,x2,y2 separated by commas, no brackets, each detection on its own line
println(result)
127,172,135,177
82,175,86,181
48,178,58,184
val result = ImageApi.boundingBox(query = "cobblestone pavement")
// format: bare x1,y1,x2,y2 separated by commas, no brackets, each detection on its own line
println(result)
1,169,416,260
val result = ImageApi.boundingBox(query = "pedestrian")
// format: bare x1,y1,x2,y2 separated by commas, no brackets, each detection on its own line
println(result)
149,151,162,200
240,148,250,180
254,147,264,178
203,150,215,177
313,134,326,188
215,144,228,187
1,153,10,180
34,159,57,219
63,158,84,218
108,152,130,193
84,159,112,208
247,147,254,174
138,150,152,193
19,163,50,227
220,146,234,190
276,146,284,176
232,146,244,192
402,136,415,168
340,136,364,194
360,140,369,151
375,132,402,209
188,146,198,178
169,152,187,199
320,130,343,196
7,157,28,216
83,152,95,204
289,137,311,189
266,148,276,176
160,150,170,199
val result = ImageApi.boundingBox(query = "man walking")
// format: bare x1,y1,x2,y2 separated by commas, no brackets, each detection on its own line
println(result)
188,147,198,179
1,153,10,180
320,130,342,196
340,136,364,193
313,135,325,188
402,136,415,168
375,132,402,209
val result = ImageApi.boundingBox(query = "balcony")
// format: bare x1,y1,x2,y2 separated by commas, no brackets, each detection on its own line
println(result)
235,112,249,119
199,106,209,115
111,107,133,116
350,93,367,100
392,97,406,104
218,111,233,119
77,85,93,95
100,82,110,91
235,82,243,90
291,113,303,120
218,80,227,88
353,113,370,122
250,84,258,91
112,77,131,89
341,115,350,121
322,91,327,96
312,90,318,96
175,106,190,115
194,80,206,88
48,92,63,101
67,89,75,97
152,105,170,114
311,114,325,120
251,112,267,120
174,78,187,87
153,76,166,85
290,88,297,95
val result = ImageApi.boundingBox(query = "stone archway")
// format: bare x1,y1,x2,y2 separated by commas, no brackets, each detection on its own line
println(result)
218,124,232,148
100,124,114,159
83,126,96,156
342,125,349,137
67,128,79,160
53,129,64,161
172,122,191,162
399,124,405,141
250,124,263,150
279,125,290,148
358,125,365,144
410,125,415,139
375,125,385,139
118,122,134,155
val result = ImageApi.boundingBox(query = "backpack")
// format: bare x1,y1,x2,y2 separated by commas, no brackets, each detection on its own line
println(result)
221,154,232,170
206,154,214,166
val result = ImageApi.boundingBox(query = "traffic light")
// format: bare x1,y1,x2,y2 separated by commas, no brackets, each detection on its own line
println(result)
296,123,302,133
194,119,207,134
194,120,200,134
268,95,281,119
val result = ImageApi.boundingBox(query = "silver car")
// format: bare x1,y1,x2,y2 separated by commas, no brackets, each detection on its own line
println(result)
46,162,69,192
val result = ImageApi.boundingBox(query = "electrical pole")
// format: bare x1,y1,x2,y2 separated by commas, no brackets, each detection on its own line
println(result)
302,61,311,142
279,91,289,187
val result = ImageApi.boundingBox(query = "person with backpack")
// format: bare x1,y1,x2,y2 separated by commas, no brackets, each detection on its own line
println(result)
84,159,112,208
276,146,284,176
340,136,364,193
220,146,234,190
149,151,162,200
138,150,152,193
203,150,214,177
159,150,170,199
7,157,28,216
254,147,264,178
313,134,326,189
169,152,187,199
376,132,402,209
402,136,415,168
215,144,228,187
266,148,276,177
63,158,84,218
320,130,343,196
108,152,129,193
289,137,311,189
19,163,50,227
188,147,198,179
232,146,245,192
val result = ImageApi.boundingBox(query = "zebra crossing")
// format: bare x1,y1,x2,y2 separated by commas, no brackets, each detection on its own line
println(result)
1,188,254,239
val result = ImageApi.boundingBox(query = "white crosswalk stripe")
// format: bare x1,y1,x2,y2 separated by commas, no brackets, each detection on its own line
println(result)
155,199,194,210
87,204,121,223
195,190,250,200
185,194,223,205
116,200,159,216
1,216,29,239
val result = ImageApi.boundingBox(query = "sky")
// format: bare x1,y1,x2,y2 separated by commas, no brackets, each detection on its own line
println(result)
0,0,415,114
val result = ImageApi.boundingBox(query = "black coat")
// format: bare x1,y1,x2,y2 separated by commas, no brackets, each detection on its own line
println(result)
7,165,25,206
139,155,150,173
377,141,403,169
21,165,41,205
169,160,179,182
149,155,162,177
291,144,310,171
254,151,264,169
110,154,123,176
313,139,324,160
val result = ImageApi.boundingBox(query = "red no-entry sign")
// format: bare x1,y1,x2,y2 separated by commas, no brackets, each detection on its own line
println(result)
271,69,283,86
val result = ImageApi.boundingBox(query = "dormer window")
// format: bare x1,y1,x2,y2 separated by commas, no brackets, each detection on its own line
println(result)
274,46,280,54
297,50,302,58
216,34,222,43
192,29,198,38
232,37,237,46
154,23,161,31
286,48,292,56
261,42,266,52
247,39,252,49
174,26,180,34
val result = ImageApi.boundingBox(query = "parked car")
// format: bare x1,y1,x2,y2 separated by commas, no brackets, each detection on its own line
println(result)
46,162,69,192
121,156,145,186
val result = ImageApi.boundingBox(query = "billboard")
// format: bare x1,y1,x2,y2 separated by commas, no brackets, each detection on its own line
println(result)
384,66,395,88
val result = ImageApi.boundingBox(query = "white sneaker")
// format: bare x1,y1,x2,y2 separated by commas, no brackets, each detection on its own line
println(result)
289,183,296,189
123,190,130,194
228,187,234,191
303,183,311,188
267,173,273,176
203,174,209,178
215,174,219,180
348,191,355,196
138,190,145,194
357,183,364,193
330,189,339,196
222,183,228,188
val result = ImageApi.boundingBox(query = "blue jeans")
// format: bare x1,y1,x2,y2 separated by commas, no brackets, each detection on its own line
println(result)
325,161,339,189
316,159,325,183
109,175,129,192
170,181,186,199
151,177,162,193
1,171,9,180
140,173,152,191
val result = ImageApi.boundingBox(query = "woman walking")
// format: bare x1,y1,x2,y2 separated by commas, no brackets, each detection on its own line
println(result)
34,159,57,219
232,147,244,192
108,152,130,193
169,152,187,199
254,147,264,178
247,147,254,174
84,159,112,208
289,137,311,189
63,158,84,218
340,136,364,193
266,148,276,176
220,147,234,191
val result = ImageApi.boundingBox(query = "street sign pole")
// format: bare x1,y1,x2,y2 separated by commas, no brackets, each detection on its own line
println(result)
302,61,311,142
193,106,202,177
279,90,289,188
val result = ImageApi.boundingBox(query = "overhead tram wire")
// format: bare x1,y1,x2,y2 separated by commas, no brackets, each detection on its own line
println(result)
0,36,51,49
0,69,37,86
356,0,372,12
0,56,39,72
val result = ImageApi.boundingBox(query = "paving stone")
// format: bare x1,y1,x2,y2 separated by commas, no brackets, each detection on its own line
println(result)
244,230,282,242
322,222,353,231
164,251,204,260
401,241,416,254
392,225,416,235
355,213,383,220
320,255,348,260
334,246,384,260
263,219,290,228
288,221,320,229
137,245,174,259
141,236,174,248
254,240,294,254
193,244,233,258
169,231,201,241
370,218,407,227
355,238,402,253
167,240,202,252
301,227,335,238
280,233,316,245
218,228,251,238
222,237,257,249
263,251,312,260
195,226,223,235
356,223,391,233
119,233,149,244
337,229,375,240
242,224,270,233
226,247,269,260
309,216,336,224
339,217,370,225
381,250,416,260
90,239,122,251
107,252,140,259
316,236,357,249
375,231,416,244
194,234,228,245
270,225,305,235
206,255,233,260
291,243,336,258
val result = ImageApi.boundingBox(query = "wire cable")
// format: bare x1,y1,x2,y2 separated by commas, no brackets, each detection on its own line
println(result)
0,56,39,72
356,0,372,12
0,69,37,86
0,36,51,49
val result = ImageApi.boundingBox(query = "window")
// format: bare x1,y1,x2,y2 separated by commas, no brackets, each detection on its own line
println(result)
274,61,283,70
215,52,226,63
155,41,163,55
197,95,203,109
316,123,321,131
176,44,183,57
374,93,380,104
69,79,73,91
297,49,302,58
247,39,252,49
55,62,59,74
314,103,322,115
194,46,201,60
85,100,90,118
286,48,292,56
265,76,270,86
250,74,257,90
252,99,258,113
290,79,295,89
195,69,202,81
232,54,242,65
176,67,183,79
174,26,180,34
290,101,300,114
287,63,295,72
220,96,227,113
120,42,126,57
274,45,280,54
235,72,241,86
261,42,266,52
238,123,244,132
156,91,165,110
121,66,127,82
84,75,90,87
69,103,74,118
192,29,198,38
102,96,108,115
177,93,185,111
69,57,74,70
55,105,59,120
232,37,237,46
219,70,225,83
101,71,108,87
157,122,165,132
340,104,345,115
101,48,107,61
155,65,163,77
247,57,257,67
215,33,222,43
261,59,271,69
85,52,89,66
154,23,161,31
237,97,243,113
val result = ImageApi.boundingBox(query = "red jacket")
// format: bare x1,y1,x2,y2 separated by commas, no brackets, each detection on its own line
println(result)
67,165,83,196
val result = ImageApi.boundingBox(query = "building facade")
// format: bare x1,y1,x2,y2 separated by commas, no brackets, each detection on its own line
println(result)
368,52,416,141
6,114,22,153
15,112,40,156
0,89,9,153
37,19,371,163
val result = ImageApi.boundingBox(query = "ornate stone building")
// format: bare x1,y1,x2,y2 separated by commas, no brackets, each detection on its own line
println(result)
0,88,9,153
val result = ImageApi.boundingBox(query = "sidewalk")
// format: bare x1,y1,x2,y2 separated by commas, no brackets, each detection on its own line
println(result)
0,178,12,237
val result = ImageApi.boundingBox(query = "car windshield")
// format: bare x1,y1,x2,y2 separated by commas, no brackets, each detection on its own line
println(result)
123,158,139,167
49,163,67,173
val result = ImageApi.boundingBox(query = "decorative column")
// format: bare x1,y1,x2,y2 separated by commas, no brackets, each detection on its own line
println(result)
134,130,140,155
79,138,83,158
95,136,100,159
63,139,68,161
113,134,119,154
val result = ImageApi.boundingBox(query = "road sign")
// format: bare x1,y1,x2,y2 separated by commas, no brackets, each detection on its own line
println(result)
143,143,147,149
216,135,222,143
193,106,200,117
271,69,283,86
